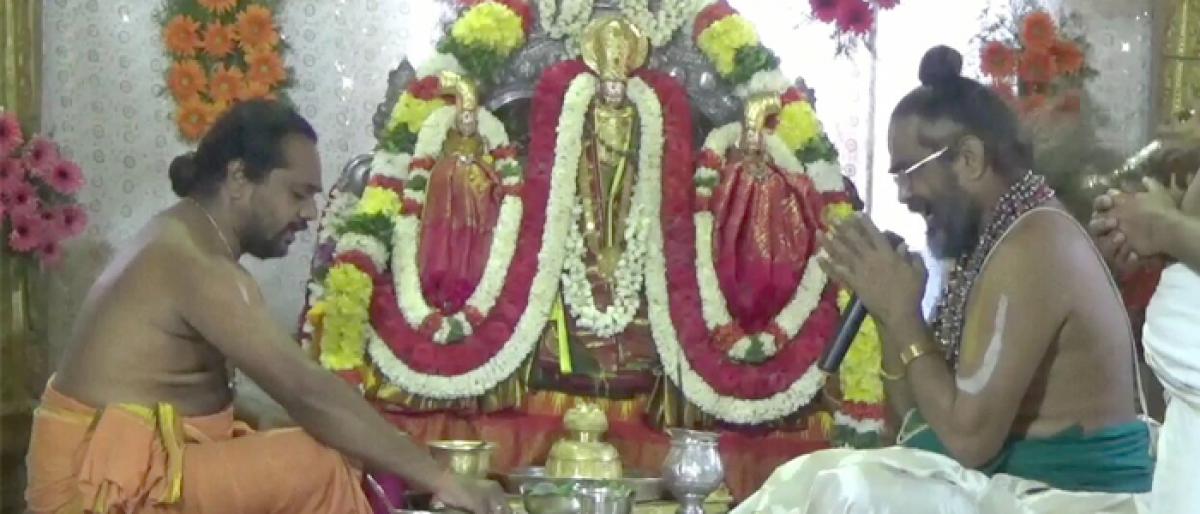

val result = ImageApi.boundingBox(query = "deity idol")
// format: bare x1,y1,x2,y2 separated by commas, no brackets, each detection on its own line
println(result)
418,72,503,313
710,95,826,340
527,16,693,397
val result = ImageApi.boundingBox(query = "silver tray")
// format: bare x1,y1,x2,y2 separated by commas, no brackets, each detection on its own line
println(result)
501,467,664,503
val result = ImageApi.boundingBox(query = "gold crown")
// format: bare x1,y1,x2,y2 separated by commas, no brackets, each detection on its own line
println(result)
581,16,649,81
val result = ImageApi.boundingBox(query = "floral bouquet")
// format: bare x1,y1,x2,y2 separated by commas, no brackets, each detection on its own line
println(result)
158,0,293,141
808,0,900,55
975,2,1118,220
0,112,89,267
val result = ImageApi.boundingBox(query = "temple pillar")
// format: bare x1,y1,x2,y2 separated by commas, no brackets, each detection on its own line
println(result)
0,1,44,512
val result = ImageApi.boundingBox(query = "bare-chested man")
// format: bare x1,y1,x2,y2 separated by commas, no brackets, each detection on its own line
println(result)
1091,127,1200,514
24,100,505,514
732,46,1153,514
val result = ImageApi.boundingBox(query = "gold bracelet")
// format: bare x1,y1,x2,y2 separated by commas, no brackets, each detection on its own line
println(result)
879,366,905,381
900,343,937,368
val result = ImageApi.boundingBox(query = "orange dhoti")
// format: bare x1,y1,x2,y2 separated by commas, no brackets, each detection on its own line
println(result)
25,382,372,514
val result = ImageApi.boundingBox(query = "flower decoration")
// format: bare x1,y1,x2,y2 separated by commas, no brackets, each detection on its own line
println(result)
694,2,780,87
976,6,1096,118
0,111,89,268
806,0,898,54
438,0,533,84
157,0,293,141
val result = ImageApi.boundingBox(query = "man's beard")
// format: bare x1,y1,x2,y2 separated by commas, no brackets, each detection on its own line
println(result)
926,194,982,260
243,222,297,259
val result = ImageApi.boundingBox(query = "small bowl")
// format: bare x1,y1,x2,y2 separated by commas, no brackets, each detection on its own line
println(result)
427,440,496,478
521,483,583,514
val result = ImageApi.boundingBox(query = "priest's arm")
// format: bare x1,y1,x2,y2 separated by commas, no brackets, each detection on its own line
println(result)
820,212,1078,468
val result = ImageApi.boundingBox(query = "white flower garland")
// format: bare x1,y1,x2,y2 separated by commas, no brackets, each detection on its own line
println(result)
618,0,701,47
642,118,846,424
416,52,466,78
733,69,791,99
370,150,412,181
558,76,662,337
390,104,524,344
833,411,886,435
536,0,594,56
317,189,362,243
367,74,594,398
694,122,836,362
336,233,390,272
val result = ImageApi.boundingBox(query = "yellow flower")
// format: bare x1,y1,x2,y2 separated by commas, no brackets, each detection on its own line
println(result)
696,15,759,76
824,202,855,225
451,2,526,56
776,101,821,152
387,93,444,135
357,186,402,218
837,289,885,404
319,263,373,371
307,300,327,325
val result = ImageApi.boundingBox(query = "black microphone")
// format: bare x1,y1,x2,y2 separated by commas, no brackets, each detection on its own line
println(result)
818,231,906,373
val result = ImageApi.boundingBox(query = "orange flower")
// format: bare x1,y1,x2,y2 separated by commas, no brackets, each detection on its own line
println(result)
167,60,207,101
245,50,287,88
199,0,238,14
239,79,277,101
236,5,281,51
1018,49,1058,85
1051,40,1084,75
163,15,202,57
209,64,245,104
177,100,214,141
202,23,237,59
980,41,1016,78
1020,11,1057,51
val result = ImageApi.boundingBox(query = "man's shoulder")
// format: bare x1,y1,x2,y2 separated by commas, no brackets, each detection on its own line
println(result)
983,207,1102,288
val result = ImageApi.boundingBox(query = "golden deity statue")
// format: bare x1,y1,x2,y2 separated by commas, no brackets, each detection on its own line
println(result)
533,17,662,397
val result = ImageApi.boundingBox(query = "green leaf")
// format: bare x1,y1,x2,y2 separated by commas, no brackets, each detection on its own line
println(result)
445,318,466,343
693,174,718,190
500,161,522,179
739,336,769,364
407,175,428,192
339,213,394,243
727,46,780,86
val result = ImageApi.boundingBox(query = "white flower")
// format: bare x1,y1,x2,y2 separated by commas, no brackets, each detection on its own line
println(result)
370,151,412,181
733,69,791,99
336,233,390,271
416,53,465,77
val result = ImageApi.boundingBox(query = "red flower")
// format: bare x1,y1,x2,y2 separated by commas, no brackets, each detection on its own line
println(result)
38,237,63,267
980,41,1016,78
694,1,737,40
0,158,26,191
0,113,23,156
781,87,808,105
407,76,442,101
7,213,43,252
55,204,89,238
836,0,875,35
1018,49,1058,85
46,160,85,195
810,0,841,23
875,0,899,9
24,136,59,175
1020,11,1057,51
1051,40,1084,75
699,149,723,170
4,180,39,216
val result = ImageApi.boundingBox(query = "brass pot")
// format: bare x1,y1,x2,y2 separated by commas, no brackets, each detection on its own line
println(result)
427,440,495,478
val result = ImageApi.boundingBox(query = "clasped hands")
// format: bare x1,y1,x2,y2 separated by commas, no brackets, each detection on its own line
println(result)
1088,177,1181,275
817,213,927,332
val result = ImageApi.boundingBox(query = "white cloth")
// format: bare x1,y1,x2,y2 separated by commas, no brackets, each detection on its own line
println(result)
729,447,1148,514
1142,263,1200,514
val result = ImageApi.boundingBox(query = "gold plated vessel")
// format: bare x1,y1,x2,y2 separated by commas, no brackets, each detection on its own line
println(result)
545,403,623,479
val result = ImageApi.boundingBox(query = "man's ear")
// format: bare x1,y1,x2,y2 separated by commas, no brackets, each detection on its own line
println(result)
955,135,988,183
226,160,249,200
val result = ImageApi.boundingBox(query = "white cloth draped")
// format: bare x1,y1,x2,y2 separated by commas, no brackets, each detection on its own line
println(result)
1142,263,1200,514
728,447,1147,514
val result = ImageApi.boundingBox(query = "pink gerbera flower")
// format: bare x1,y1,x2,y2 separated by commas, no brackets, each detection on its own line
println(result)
0,113,23,156
836,0,875,34
37,208,65,240
810,0,841,23
0,158,25,191
24,137,60,175
875,0,899,9
7,213,44,252
4,181,39,216
55,204,88,238
37,237,63,267
46,160,85,195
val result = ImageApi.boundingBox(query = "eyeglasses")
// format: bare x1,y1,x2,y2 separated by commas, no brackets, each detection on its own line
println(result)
894,146,950,177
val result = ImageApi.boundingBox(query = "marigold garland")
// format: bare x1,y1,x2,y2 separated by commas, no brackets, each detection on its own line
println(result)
319,261,375,371
157,0,293,141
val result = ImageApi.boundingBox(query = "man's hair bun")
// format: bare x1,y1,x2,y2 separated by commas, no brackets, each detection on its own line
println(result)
919,45,964,88
168,152,198,197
